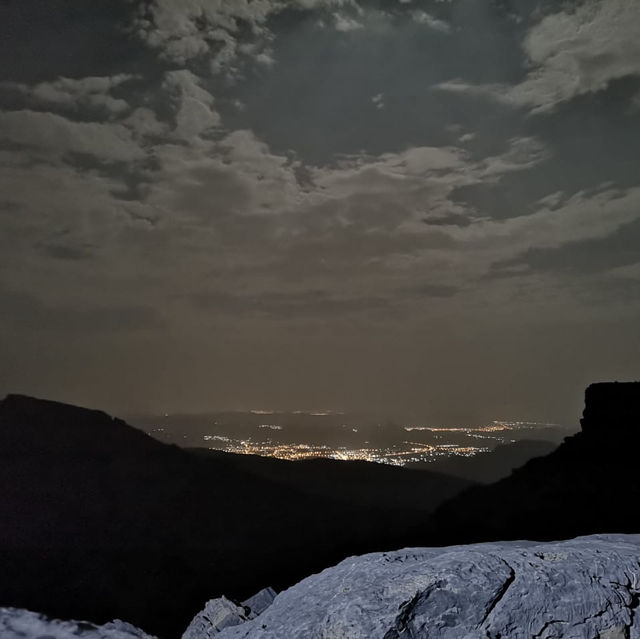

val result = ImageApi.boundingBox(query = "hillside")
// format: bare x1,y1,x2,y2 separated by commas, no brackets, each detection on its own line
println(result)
0,394,472,638
189,448,473,511
430,382,640,543
407,439,558,484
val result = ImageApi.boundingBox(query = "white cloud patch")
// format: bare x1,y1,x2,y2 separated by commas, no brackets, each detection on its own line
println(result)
435,0,640,113
134,0,359,70
371,93,384,109
135,0,276,68
510,0,640,112
162,70,221,141
411,10,450,33
333,13,363,32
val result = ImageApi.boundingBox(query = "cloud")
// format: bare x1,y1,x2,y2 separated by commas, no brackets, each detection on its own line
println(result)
411,10,450,33
1,74,135,115
333,13,363,32
0,160,139,271
490,212,640,279
0,110,145,162
422,212,473,228
134,0,278,67
134,0,359,71
123,107,169,140
513,0,640,112
162,70,221,140
145,129,302,221
435,0,640,113
371,93,384,109
450,186,640,267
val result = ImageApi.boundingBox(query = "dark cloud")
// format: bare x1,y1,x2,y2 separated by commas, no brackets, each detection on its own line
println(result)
422,212,473,227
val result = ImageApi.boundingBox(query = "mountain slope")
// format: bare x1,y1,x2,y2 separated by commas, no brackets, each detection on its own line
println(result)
0,394,472,638
407,439,558,484
189,448,472,512
430,382,640,544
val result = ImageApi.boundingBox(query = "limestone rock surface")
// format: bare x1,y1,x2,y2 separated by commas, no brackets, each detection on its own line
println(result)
209,535,640,639
183,589,277,639
0,608,155,639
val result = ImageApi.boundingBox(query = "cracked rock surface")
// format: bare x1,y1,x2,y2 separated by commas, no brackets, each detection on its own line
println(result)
211,534,640,639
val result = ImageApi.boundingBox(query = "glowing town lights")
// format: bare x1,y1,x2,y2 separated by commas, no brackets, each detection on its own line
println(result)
202,436,489,466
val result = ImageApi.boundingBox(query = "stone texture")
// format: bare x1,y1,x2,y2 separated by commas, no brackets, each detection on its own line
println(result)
0,607,154,639
183,588,277,639
207,535,640,639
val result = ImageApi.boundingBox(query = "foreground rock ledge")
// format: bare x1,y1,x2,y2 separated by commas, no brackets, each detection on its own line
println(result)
3,535,640,638
209,534,640,639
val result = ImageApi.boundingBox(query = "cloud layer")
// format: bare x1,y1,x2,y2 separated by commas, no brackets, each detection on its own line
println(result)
1,0,639,422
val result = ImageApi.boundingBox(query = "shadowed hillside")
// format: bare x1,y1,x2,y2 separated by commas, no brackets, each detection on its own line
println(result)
406,439,558,484
0,394,472,638
430,382,640,544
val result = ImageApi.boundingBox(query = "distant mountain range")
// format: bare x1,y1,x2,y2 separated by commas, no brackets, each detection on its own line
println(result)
0,394,471,638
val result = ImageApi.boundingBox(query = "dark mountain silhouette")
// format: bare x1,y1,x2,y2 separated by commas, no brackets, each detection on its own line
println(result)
406,439,558,484
0,394,472,638
189,448,471,511
430,382,640,544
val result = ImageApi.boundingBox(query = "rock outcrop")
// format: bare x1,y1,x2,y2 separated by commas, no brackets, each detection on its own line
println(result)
0,608,154,639
183,589,276,639
430,382,640,543
200,535,640,638
10,535,640,638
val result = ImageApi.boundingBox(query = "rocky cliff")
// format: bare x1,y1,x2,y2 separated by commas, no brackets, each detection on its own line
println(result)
6,535,640,638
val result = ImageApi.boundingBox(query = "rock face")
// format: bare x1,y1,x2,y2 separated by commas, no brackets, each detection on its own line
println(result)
183,589,277,639
0,608,154,639
204,535,640,639
430,382,640,543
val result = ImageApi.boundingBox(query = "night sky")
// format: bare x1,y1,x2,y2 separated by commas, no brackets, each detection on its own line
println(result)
1,0,639,425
